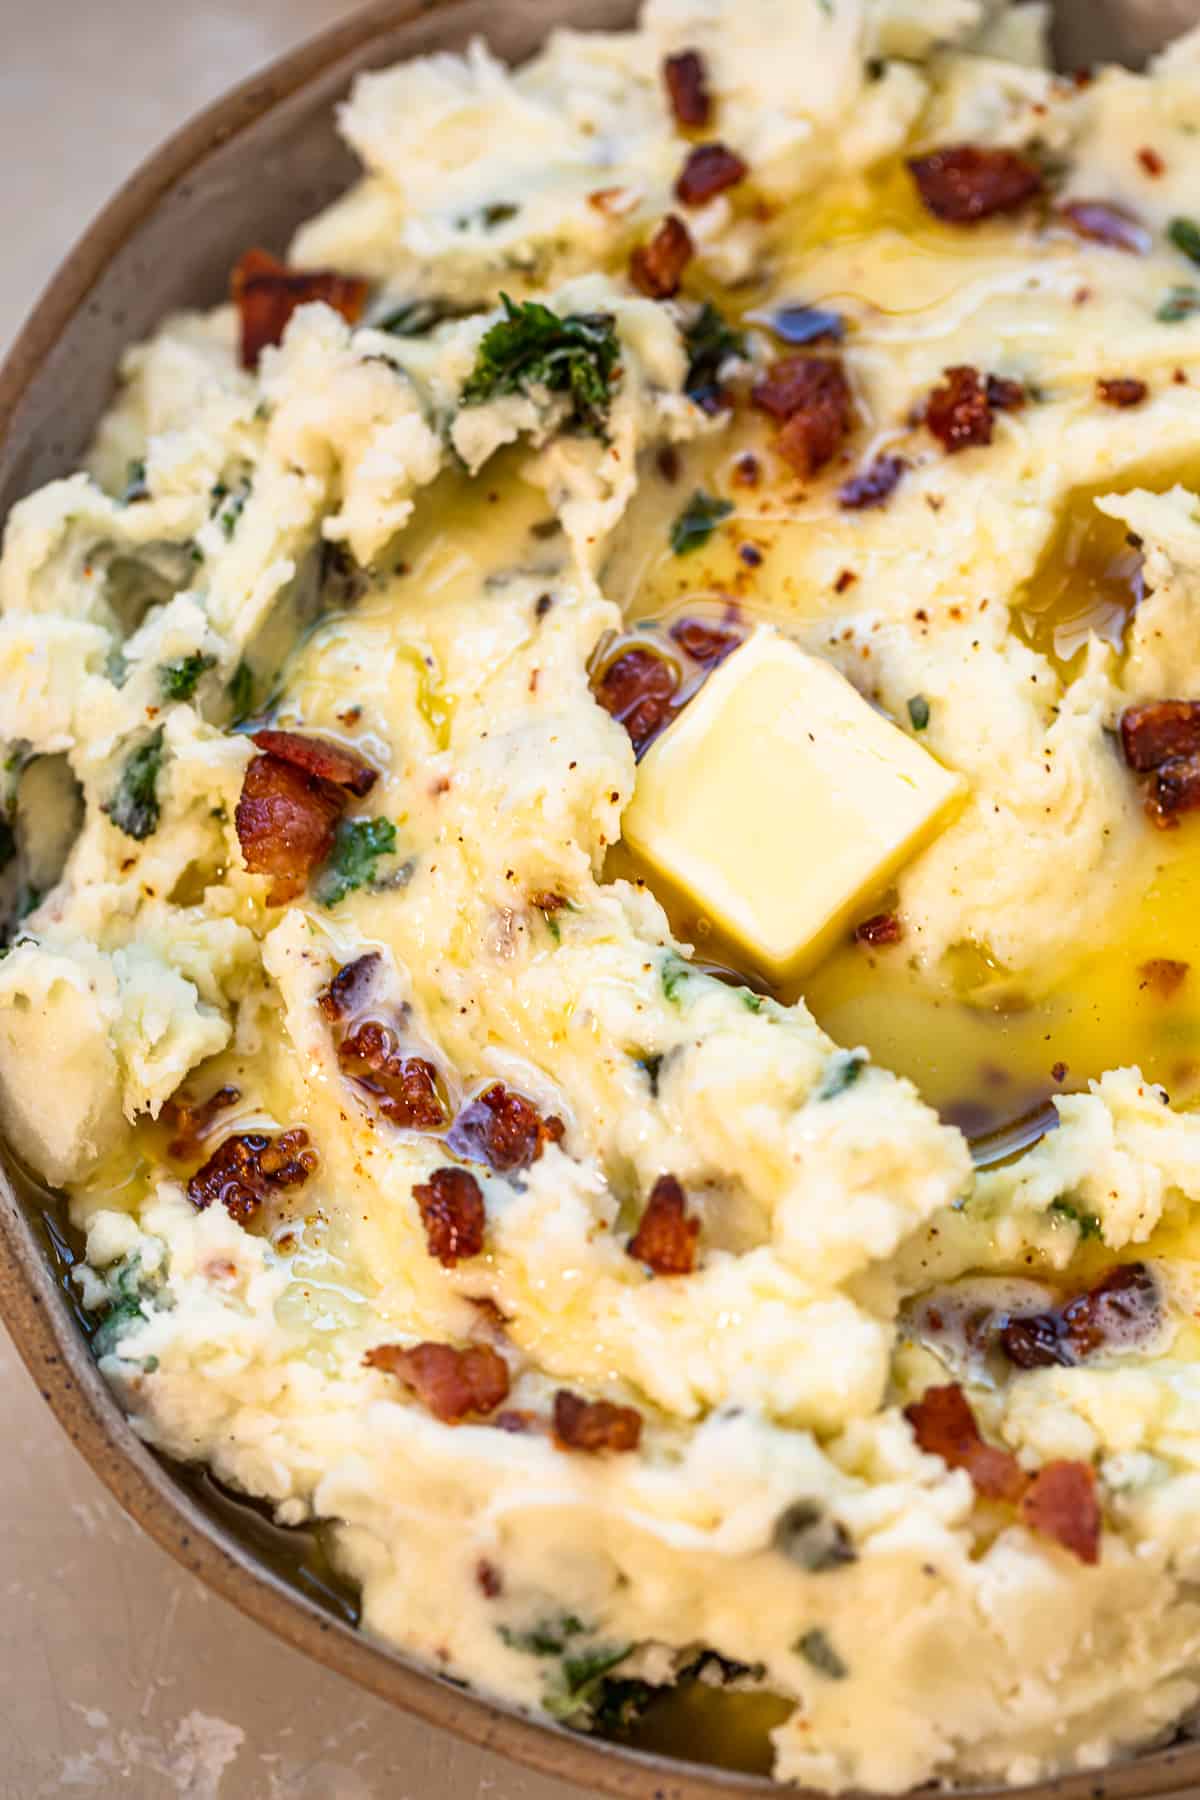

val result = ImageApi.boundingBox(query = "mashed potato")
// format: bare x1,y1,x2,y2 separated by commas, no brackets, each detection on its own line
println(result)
6,0,1200,1789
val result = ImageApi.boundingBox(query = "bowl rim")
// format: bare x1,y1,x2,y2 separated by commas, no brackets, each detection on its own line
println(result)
2,5,1200,1798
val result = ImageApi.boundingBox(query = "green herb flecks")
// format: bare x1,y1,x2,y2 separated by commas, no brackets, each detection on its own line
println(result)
92,1254,155,1360
741,990,764,1013
119,459,149,505
661,954,692,1003
670,489,733,556
773,1500,857,1573
1157,284,1200,323
907,694,930,731
547,1642,635,1724
499,1615,586,1658
211,477,250,540
795,1628,847,1680
106,730,164,841
316,816,398,906
228,660,255,723
461,294,621,438
159,653,215,703
1168,216,1200,266
682,302,746,411
818,1051,865,1100
1049,1197,1102,1241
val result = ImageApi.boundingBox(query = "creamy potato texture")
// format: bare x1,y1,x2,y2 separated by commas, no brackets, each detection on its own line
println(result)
8,0,1200,1790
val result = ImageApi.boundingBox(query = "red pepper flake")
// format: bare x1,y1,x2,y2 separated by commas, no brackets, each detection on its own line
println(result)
235,753,346,905
1137,146,1165,178
364,1341,509,1423
593,645,681,753
338,1021,447,1128
628,1174,699,1275
317,952,381,1022
1097,376,1148,409
904,1382,1027,1503
231,248,368,371
675,142,748,207
412,1166,487,1266
1139,958,1190,999
1120,700,1200,772
834,569,857,594
447,1082,565,1173
1019,1460,1100,1565
187,1128,317,1226
630,213,695,299
1059,199,1150,255
553,1389,643,1454
907,145,1042,223
669,616,743,666
751,356,852,479
925,365,993,452
164,1085,241,1159
855,911,903,946
476,1558,503,1598
663,49,711,129
251,728,378,797
838,454,907,511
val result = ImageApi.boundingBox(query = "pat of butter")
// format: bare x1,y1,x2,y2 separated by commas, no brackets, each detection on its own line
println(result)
623,627,966,978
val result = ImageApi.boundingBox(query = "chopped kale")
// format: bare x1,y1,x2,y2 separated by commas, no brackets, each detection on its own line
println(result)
1168,216,1200,266
461,294,621,437
119,458,148,505
796,1627,847,1680
228,660,255,723
499,1614,586,1657
561,1643,633,1697
661,954,692,1003
670,489,733,556
679,1650,766,1687
159,653,215,703
1049,1197,1102,1240
907,694,930,731
773,1500,857,1573
92,1254,154,1359
106,730,164,840
682,301,746,410
589,1676,655,1737
316,816,398,906
817,1051,865,1100
1157,284,1200,323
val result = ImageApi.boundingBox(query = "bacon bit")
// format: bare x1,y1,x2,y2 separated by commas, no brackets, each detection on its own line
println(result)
628,1174,699,1275
925,365,993,452
751,356,852,478
412,1166,487,1266
669,616,743,666
447,1083,565,1173
675,142,748,207
476,1558,503,1598
1137,146,1165,178
250,728,377,796
232,248,369,371
187,1128,317,1226
663,49,711,129
317,952,381,1023
1097,376,1148,409
364,1341,509,1423
834,569,857,594
164,1085,241,1159
1059,199,1150,255
234,753,346,905
1148,752,1200,826
1019,1460,1100,1565
999,1263,1159,1369
907,145,1042,223
338,1021,447,1128
630,214,695,299
553,1389,643,1454
1120,700,1200,771
838,454,907,511
985,374,1026,412
904,1383,1027,1503
855,911,903,947
593,645,681,753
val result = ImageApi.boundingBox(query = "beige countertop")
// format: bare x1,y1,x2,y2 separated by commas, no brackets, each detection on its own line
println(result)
0,5,592,1795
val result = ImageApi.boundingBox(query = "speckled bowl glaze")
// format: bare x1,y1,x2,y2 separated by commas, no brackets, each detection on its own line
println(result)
3,3,1200,1795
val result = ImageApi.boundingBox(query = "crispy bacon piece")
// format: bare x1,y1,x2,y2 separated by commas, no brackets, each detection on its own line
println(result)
907,145,1042,223
663,49,711,128
593,645,681,753
317,952,381,1022
838,454,907,511
1019,1460,1101,1565
364,1341,509,1423
338,1021,447,1128
553,1389,643,1454
926,365,993,452
669,615,742,666
251,728,378,797
1059,200,1150,255
999,1263,1159,1370
904,1383,1027,1503
164,1085,241,1159
413,1166,487,1266
232,248,369,371
1149,752,1200,825
187,1128,317,1226
1137,147,1165,178
1140,957,1189,999
986,374,1026,412
1097,376,1148,409
855,911,903,946
235,753,346,905
752,356,852,479
675,142,748,207
1120,700,1200,771
628,1174,699,1275
447,1083,565,1173
630,214,695,299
